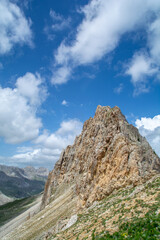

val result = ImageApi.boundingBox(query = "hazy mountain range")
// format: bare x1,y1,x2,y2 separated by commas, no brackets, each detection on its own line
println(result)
0,165,49,205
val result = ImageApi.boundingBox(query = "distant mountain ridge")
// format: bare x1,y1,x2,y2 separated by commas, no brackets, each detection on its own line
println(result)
0,165,49,180
0,165,49,205
24,166,49,179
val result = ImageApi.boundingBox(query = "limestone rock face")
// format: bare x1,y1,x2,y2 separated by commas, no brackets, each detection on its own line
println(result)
42,106,160,209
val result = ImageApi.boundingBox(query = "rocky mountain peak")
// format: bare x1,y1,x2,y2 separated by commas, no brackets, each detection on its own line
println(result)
42,106,160,209
24,166,49,178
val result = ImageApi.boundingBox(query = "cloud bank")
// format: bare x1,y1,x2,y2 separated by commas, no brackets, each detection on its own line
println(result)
52,0,160,91
135,115,160,156
0,0,32,55
10,119,83,168
0,73,46,144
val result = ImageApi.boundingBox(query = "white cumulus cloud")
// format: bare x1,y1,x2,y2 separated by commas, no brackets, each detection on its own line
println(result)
0,72,46,144
52,0,160,89
35,119,83,149
125,52,159,94
61,100,68,106
135,115,160,156
51,66,71,85
9,119,83,168
148,17,160,63
16,72,47,106
0,0,32,55
136,115,160,131
126,53,158,84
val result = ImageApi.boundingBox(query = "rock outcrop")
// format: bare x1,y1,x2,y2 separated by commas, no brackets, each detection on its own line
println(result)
42,106,160,209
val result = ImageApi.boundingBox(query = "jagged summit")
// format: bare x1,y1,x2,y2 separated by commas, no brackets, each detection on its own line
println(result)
42,106,160,209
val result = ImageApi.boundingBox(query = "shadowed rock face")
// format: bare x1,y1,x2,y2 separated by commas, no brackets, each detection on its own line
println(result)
42,106,160,209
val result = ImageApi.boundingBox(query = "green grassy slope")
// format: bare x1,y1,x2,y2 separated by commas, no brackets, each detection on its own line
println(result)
51,175,160,240
0,195,38,227
92,212,160,240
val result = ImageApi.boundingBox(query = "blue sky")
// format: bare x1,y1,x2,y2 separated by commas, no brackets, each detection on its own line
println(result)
0,0,160,169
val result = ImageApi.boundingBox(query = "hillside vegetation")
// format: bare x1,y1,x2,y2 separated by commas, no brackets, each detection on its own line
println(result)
2,175,159,240
0,195,39,227
51,175,160,240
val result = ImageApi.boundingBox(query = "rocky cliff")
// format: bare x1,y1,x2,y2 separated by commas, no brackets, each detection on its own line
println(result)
42,106,160,209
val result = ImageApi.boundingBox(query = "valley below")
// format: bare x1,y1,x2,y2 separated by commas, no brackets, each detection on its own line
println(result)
0,165,49,206
0,194,42,239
